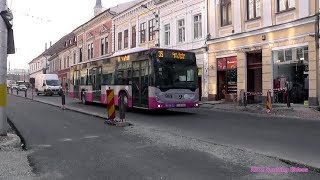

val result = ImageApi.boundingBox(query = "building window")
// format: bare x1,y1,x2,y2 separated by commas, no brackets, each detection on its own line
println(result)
149,19,156,41
79,48,83,62
194,14,202,39
90,43,93,59
67,56,69,68
124,29,129,48
221,0,232,26
60,59,62,70
140,22,146,43
277,0,295,12
178,19,185,43
247,0,260,20
273,46,309,104
87,44,90,60
118,32,122,50
73,52,76,64
101,38,105,55
132,26,136,48
64,57,66,69
164,24,170,46
105,37,109,54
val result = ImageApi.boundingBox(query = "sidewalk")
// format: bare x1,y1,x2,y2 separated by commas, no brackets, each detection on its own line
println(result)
200,100,320,120
0,121,35,179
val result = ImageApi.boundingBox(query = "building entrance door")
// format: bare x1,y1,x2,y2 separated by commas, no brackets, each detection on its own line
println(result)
247,52,262,103
217,71,226,100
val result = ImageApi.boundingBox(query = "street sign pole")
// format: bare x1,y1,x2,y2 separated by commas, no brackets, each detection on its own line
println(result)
0,0,8,136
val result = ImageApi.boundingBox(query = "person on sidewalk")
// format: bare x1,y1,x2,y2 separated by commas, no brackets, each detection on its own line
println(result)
60,88,66,110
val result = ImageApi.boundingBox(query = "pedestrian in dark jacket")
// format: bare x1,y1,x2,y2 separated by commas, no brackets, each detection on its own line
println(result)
60,88,65,110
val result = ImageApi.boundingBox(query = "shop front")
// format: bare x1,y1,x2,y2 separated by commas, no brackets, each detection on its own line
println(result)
272,46,309,104
217,56,237,101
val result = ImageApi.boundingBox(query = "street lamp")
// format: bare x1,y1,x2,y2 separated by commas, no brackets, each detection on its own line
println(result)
141,4,160,47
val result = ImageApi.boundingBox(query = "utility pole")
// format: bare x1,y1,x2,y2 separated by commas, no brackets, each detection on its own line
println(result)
0,0,8,136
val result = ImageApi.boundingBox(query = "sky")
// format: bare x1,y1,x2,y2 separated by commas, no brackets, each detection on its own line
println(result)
7,0,133,70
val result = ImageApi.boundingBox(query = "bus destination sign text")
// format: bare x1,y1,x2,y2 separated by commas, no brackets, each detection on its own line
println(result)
157,50,186,60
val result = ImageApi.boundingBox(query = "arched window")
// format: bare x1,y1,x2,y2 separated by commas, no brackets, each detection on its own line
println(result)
220,0,232,26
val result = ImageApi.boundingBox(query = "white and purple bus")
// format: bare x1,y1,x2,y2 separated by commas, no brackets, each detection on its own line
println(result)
69,47,199,110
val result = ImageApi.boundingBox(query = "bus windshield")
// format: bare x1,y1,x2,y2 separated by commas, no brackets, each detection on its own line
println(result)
46,80,60,86
155,58,197,90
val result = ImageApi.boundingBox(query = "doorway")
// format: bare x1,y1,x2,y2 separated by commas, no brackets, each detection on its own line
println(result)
217,71,226,100
198,76,202,101
247,52,262,103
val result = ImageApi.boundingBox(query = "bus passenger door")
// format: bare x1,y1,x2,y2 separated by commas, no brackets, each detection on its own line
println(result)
140,60,149,107
92,67,102,102
132,60,149,107
132,61,140,106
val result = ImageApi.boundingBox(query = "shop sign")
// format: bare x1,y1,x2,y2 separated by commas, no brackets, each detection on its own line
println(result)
217,58,227,70
227,57,237,69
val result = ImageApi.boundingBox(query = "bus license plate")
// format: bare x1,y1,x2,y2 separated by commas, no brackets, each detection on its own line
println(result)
176,104,186,107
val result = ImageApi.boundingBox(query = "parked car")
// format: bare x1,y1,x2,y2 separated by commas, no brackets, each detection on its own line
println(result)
18,84,27,91
11,84,18,90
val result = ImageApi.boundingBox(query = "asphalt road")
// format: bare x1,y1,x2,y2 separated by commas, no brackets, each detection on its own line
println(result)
6,94,320,179
14,89,320,169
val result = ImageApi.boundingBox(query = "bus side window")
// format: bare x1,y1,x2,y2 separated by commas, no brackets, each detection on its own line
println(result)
106,73,114,85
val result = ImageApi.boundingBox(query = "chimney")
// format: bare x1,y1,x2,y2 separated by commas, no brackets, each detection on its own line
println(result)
45,43,48,51
50,41,52,47
94,0,103,16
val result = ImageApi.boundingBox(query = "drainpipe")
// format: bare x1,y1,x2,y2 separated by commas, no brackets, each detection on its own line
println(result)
315,0,320,106
113,24,116,52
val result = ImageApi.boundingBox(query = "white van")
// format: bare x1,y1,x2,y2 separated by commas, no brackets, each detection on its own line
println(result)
35,74,62,96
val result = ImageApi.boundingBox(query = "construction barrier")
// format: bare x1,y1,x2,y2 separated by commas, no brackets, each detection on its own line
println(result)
107,89,116,120
266,90,272,113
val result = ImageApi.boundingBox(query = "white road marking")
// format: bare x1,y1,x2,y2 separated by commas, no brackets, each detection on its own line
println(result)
37,144,52,148
59,138,72,142
82,135,99,139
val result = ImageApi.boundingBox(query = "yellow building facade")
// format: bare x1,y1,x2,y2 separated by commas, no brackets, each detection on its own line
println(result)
207,0,319,106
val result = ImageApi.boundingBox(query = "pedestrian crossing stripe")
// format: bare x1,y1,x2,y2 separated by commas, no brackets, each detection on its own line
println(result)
0,83,7,107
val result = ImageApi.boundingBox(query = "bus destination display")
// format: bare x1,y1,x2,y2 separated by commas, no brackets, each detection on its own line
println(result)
157,50,190,60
